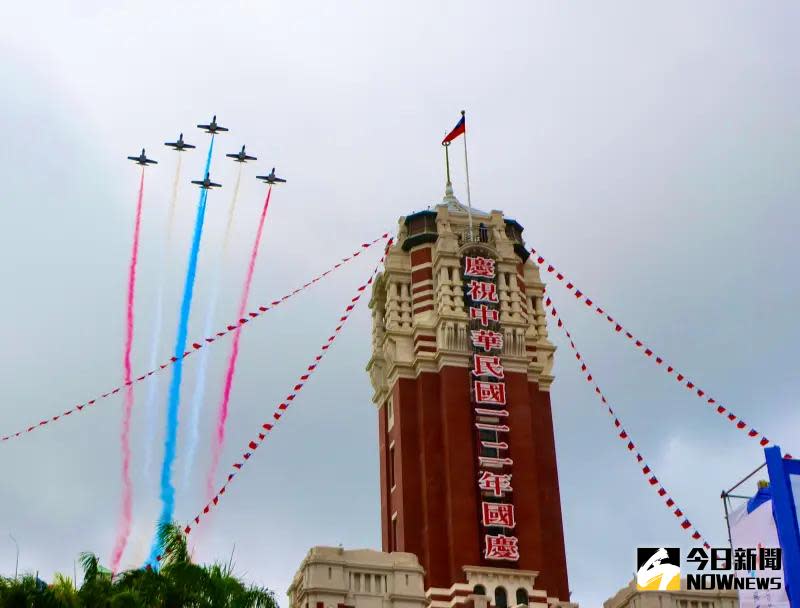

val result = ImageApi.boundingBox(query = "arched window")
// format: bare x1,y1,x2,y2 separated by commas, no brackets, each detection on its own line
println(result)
473,585,487,597
495,587,508,608
516,588,529,607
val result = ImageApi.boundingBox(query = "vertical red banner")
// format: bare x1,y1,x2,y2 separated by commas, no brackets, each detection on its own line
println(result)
463,253,520,562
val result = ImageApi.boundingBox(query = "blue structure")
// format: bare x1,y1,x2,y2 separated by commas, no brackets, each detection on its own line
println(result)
765,446,800,608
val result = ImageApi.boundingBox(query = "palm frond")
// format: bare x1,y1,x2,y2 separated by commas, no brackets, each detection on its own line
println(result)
157,521,191,567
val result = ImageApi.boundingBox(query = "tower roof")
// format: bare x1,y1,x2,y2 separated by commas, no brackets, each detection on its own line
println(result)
440,180,489,217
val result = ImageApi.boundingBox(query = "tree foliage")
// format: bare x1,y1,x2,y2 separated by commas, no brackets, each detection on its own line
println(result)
0,524,277,608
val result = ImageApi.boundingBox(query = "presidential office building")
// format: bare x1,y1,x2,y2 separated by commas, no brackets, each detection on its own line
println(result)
289,182,575,608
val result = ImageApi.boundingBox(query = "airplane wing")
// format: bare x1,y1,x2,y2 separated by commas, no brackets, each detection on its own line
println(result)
210,182,222,188
184,143,196,149
127,156,138,162
146,159,158,165
274,177,286,183
245,155,257,161
225,153,238,159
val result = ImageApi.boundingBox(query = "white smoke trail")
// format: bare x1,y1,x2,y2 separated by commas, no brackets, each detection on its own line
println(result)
182,162,243,486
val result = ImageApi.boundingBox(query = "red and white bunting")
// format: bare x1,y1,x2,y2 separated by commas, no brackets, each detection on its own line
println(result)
178,241,393,541
0,233,392,444
543,291,709,548
529,247,791,458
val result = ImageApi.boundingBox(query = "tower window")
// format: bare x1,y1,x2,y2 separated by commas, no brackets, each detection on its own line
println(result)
495,587,508,608
387,397,394,431
389,444,396,490
406,213,437,236
391,514,398,550
516,588,529,607
474,585,487,596
504,220,524,243
403,211,438,250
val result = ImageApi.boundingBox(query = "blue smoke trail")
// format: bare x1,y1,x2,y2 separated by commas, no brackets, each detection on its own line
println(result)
182,164,242,487
148,135,215,564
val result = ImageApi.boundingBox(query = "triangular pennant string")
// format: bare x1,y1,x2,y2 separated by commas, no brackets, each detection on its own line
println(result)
0,233,392,443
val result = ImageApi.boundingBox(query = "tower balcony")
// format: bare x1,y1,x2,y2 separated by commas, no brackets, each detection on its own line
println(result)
457,226,494,247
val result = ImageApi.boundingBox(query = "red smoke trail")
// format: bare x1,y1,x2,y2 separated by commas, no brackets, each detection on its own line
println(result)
206,186,272,499
0,234,390,444
111,167,145,572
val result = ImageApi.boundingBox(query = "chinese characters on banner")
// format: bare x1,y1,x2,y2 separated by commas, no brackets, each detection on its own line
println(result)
464,254,520,562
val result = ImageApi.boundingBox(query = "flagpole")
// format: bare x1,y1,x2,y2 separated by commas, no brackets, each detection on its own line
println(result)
461,110,474,238
443,140,452,185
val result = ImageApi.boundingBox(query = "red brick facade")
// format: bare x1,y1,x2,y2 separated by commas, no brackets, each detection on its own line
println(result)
378,369,569,600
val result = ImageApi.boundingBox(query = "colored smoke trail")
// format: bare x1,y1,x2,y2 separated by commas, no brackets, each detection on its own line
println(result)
206,186,272,499
110,167,146,572
144,153,182,478
182,163,243,486
148,136,215,565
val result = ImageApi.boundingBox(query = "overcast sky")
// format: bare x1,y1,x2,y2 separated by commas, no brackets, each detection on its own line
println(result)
1,2,799,606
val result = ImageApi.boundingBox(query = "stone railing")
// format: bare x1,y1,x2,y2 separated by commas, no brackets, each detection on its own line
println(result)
457,227,494,247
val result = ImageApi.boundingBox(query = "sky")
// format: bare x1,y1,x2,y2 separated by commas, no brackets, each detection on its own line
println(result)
0,1,799,606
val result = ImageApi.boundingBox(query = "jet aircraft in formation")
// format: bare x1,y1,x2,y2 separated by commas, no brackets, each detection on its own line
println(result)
226,145,257,163
197,115,229,134
127,149,157,166
129,117,286,187
191,172,222,190
256,168,286,184
164,133,196,151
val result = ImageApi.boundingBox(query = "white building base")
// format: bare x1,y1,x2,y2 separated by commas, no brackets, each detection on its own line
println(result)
289,547,576,608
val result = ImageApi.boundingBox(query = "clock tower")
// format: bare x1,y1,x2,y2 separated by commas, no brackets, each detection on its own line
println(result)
367,185,572,608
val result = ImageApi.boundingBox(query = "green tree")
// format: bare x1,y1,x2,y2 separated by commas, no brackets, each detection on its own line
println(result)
0,523,277,608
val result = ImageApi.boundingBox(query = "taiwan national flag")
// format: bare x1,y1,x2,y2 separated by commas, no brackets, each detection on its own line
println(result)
442,114,466,144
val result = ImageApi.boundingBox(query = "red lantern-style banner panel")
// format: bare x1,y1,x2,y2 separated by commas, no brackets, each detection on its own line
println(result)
0,233,392,444
529,247,790,457
543,291,709,548
173,240,393,548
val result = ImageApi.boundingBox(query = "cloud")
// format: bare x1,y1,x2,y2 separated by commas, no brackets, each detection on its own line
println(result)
1,3,799,607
